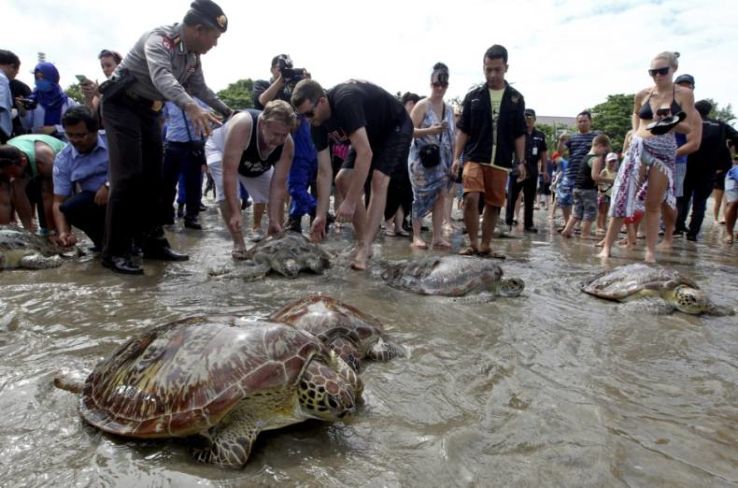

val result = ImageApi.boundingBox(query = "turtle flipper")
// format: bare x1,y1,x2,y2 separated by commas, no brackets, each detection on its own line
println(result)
191,412,259,467
20,254,62,269
239,261,271,281
705,302,735,317
367,338,406,362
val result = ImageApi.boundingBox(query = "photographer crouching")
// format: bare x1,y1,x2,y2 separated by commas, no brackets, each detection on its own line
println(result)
253,54,320,236
99,0,232,274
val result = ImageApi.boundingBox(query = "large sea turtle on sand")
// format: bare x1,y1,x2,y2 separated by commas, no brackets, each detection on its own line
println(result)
581,263,734,316
381,256,525,298
0,225,63,270
210,232,331,280
53,318,362,467
270,295,405,372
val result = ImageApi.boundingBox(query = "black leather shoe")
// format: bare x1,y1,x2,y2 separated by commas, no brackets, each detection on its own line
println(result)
524,226,538,233
198,203,207,211
686,233,698,242
143,246,189,261
184,219,202,230
102,256,144,275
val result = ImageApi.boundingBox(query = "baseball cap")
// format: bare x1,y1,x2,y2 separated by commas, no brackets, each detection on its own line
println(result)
524,108,536,117
187,0,228,33
606,152,618,162
674,74,695,87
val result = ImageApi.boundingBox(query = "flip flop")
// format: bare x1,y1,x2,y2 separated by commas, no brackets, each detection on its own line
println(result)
647,111,687,135
458,246,478,256
477,249,506,260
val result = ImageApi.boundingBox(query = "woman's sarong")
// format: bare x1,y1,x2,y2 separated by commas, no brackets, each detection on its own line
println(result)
609,133,676,219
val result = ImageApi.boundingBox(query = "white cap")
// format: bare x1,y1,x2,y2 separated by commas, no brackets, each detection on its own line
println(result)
606,152,619,162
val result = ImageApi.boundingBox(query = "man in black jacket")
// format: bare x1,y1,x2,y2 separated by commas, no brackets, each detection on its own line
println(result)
452,45,527,258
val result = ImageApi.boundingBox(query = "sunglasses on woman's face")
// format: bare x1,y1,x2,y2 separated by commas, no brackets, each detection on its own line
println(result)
648,66,670,77
432,82,448,88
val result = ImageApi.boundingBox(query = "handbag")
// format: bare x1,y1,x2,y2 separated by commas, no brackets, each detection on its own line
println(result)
419,104,446,168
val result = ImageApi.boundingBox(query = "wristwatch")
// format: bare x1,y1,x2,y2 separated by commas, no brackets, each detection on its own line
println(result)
104,181,110,189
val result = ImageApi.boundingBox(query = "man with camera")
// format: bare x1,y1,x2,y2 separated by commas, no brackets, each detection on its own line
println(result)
252,54,317,236
99,0,232,274
292,78,413,271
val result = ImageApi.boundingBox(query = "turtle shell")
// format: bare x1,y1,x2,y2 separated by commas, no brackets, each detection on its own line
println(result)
80,318,328,438
581,263,699,301
245,231,331,277
382,256,503,296
269,295,385,353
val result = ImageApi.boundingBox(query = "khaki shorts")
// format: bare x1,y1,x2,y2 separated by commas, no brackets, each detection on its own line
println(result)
462,162,508,207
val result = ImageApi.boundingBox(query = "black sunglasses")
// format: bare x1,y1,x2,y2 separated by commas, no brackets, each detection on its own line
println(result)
432,82,448,88
648,67,670,77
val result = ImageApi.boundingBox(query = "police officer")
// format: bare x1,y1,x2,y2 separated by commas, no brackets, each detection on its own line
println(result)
101,0,232,274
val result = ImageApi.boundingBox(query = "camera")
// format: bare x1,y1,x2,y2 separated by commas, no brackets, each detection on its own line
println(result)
276,55,306,92
18,98,37,110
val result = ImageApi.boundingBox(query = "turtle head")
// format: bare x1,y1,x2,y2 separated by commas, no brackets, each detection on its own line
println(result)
299,354,362,421
673,285,709,315
496,277,525,297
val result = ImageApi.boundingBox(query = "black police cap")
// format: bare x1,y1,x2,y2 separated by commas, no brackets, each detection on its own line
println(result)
188,0,228,33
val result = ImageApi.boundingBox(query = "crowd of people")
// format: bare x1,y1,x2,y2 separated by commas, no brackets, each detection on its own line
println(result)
1,0,737,276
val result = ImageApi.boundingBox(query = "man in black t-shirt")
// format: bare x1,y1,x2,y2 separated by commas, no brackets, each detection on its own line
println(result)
292,79,413,270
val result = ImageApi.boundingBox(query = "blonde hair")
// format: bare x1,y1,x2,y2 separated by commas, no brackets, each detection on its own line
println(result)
262,100,298,130
654,51,680,69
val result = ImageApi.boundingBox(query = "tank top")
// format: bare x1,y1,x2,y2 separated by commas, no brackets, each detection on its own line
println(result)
238,109,284,178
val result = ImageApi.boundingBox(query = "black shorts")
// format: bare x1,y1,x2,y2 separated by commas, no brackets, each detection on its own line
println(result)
341,116,413,177
714,171,726,191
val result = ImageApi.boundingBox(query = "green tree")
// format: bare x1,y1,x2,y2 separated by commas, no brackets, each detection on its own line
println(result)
590,93,634,153
217,79,255,110
700,98,735,123
64,83,84,104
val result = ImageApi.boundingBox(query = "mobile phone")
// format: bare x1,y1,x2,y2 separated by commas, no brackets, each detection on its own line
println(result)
76,74,90,84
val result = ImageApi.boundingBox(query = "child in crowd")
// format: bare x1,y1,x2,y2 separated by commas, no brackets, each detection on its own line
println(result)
561,134,611,238
549,151,567,223
724,154,738,244
596,152,619,235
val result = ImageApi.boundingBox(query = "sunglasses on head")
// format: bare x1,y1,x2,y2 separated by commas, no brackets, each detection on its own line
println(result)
648,67,670,77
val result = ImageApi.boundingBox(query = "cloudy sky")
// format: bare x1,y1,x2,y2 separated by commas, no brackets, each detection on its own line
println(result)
6,0,738,122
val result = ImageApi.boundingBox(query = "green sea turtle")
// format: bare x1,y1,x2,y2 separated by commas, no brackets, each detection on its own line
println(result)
381,256,525,298
53,318,362,467
270,295,405,372
210,231,331,280
0,225,63,270
581,263,734,316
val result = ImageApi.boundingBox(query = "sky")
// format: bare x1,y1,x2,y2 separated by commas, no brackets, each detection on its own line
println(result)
5,0,738,122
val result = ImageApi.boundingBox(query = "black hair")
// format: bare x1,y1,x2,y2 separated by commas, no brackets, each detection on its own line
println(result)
0,49,20,68
9,79,31,98
695,100,712,118
401,92,421,105
577,110,592,120
433,62,449,73
62,106,99,132
484,45,508,64
0,145,23,168
98,49,122,65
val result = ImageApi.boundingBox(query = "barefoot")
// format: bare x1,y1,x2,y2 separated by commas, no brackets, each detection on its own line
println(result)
596,249,610,258
561,231,573,238
431,239,452,249
410,238,428,250
655,240,672,251
644,253,656,263
723,235,734,244
351,247,370,271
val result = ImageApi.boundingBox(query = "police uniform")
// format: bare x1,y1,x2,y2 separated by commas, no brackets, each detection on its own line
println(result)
100,0,230,272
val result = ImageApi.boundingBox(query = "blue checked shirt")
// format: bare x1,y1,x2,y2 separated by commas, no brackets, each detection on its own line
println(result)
52,134,109,197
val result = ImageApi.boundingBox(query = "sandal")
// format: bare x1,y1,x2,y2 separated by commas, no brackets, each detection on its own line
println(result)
458,246,478,256
477,248,506,260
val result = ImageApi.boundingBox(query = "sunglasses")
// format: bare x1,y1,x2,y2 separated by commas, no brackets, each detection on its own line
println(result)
648,67,670,77
432,82,448,88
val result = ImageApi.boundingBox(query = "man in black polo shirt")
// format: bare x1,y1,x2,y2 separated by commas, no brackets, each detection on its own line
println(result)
292,79,412,270
451,44,527,258
505,108,547,232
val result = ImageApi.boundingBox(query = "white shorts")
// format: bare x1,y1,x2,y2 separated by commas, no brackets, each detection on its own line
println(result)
205,137,273,204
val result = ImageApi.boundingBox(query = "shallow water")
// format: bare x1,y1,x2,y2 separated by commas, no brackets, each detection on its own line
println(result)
1,202,736,487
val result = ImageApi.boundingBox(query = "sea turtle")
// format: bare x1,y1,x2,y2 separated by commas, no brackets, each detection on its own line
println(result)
53,317,362,467
211,231,331,280
0,225,63,270
581,263,734,316
270,295,405,372
381,256,525,298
